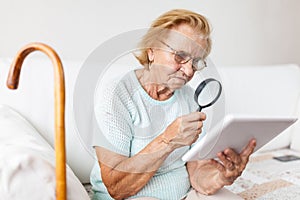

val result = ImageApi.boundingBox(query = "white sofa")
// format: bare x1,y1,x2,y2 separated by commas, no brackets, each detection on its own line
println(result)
0,53,299,199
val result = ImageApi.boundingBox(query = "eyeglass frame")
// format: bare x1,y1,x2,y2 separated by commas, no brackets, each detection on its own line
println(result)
158,40,207,71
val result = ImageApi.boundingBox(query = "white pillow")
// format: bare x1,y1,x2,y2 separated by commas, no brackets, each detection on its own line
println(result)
0,105,89,200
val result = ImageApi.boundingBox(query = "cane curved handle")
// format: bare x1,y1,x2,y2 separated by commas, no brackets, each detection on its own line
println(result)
7,43,66,200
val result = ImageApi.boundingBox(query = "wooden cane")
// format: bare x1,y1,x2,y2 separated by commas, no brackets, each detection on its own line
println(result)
6,43,66,200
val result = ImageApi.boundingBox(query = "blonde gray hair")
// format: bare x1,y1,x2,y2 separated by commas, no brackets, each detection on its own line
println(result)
135,9,212,68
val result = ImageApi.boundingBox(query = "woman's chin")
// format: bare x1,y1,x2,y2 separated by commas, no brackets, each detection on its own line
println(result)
168,79,186,90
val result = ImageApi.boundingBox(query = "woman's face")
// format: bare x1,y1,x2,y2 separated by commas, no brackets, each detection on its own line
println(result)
148,23,208,91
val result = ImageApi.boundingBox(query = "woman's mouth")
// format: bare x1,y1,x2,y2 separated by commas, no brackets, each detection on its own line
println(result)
174,76,187,84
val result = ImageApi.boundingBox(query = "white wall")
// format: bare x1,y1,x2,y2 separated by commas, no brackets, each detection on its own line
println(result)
0,0,299,66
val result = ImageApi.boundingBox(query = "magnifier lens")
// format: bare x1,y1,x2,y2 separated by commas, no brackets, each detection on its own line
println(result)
197,81,221,106
194,78,222,111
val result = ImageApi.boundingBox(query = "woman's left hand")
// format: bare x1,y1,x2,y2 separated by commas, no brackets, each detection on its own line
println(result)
186,139,256,195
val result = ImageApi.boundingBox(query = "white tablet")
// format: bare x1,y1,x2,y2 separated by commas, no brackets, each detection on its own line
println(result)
182,114,297,161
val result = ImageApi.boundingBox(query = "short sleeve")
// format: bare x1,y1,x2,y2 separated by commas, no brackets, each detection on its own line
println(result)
93,79,134,156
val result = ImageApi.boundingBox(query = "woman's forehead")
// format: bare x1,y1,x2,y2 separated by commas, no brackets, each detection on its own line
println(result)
164,27,208,57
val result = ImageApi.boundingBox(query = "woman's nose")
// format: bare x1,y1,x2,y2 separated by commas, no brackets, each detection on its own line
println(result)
180,60,194,77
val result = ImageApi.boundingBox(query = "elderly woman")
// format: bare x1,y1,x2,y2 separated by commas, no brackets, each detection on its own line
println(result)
90,9,256,200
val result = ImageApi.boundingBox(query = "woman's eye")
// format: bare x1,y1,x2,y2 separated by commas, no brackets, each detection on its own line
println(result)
176,51,190,62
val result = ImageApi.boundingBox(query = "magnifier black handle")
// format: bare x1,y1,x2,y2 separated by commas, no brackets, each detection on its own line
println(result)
197,107,202,112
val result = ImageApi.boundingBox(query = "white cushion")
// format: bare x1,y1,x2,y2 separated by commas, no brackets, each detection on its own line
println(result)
0,105,89,200
0,57,94,183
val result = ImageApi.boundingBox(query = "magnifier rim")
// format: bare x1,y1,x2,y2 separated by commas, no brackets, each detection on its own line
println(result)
194,78,222,110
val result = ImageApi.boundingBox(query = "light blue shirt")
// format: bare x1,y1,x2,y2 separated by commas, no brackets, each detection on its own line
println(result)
91,70,198,200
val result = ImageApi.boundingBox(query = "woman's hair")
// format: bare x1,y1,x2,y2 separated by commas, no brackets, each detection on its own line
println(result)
135,9,212,68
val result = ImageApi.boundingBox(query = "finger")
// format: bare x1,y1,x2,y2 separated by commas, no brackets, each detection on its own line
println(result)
199,112,206,121
190,119,203,130
240,139,257,159
183,120,203,131
184,112,206,122
210,158,238,185
239,139,256,169
197,120,203,131
224,148,242,165
217,152,235,171
208,159,225,173
192,133,200,143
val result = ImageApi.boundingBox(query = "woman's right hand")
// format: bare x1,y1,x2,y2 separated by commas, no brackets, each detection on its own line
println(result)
162,112,206,149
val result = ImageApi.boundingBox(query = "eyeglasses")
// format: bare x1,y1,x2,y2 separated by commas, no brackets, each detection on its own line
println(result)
159,40,207,71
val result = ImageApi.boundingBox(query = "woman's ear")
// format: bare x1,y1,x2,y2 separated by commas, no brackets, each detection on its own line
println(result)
147,48,154,62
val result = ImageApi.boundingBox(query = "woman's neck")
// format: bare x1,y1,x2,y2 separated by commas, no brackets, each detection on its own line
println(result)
135,69,174,101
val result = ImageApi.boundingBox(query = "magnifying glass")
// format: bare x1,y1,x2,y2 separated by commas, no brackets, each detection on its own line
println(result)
194,78,222,112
